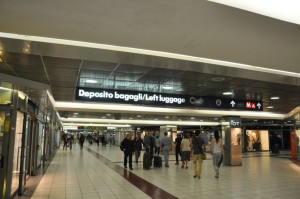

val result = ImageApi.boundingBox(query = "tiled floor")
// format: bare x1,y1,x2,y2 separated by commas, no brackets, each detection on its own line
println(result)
23,143,300,199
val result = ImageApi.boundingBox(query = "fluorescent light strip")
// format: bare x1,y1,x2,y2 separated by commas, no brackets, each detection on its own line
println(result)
0,86,12,91
0,32,299,78
208,0,300,25
55,101,287,119
63,123,131,128
61,119,219,126
46,90,56,107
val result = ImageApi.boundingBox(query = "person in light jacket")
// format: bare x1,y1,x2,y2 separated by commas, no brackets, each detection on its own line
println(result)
210,130,224,178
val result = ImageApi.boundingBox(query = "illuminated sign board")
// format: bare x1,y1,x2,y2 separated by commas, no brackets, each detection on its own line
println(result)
77,126,107,130
230,120,241,127
75,87,263,111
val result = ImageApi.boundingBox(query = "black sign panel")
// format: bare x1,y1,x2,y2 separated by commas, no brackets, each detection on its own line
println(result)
75,87,263,111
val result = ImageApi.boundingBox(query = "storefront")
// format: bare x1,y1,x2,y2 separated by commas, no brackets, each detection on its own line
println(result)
243,124,293,152
0,81,61,198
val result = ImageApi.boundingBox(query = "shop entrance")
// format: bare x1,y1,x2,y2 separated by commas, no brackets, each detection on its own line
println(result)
11,111,30,196
0,107,15,198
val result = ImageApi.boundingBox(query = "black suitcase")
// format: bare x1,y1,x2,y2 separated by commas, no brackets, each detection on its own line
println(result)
153,155,162,168
143,152,151,170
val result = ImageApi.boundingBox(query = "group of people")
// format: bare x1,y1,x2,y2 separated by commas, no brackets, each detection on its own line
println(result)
62,134,75,150
120,130,224,179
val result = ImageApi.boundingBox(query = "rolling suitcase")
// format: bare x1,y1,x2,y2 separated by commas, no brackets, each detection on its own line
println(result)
143,152,151,170
153,155,162,168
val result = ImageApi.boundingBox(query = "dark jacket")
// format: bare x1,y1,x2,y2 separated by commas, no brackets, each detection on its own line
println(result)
134,137,144,151
175,137,182,150
121,138,134,153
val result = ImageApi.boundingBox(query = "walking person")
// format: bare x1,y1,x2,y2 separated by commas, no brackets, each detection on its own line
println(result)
79,133,85,149
143,132,150,153
121,132,134,170
174,134,182,165
191,130,206,179
63,134,68,150
210,130,223,178
155,135,161,155
69,135,74,150
134,131,144,164
161,132,172,167
149,132,155,166
180,134,191,169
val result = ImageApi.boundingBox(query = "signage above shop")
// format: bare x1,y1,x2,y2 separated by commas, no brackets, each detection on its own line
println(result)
75,87,263,111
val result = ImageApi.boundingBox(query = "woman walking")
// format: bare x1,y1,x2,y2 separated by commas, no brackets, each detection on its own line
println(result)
210,130,223,178
180,134,191,169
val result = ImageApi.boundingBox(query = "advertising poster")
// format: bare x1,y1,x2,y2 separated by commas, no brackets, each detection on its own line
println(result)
246,130,269,151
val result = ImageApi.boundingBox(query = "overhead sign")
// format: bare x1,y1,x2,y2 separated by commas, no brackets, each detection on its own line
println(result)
77,126,107,130
75,87,263,111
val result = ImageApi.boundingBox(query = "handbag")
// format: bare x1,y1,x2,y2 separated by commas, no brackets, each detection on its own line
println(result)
201,153,207,160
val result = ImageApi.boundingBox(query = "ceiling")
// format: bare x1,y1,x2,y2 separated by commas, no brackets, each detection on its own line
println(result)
0,37,299,128
0,0,300,128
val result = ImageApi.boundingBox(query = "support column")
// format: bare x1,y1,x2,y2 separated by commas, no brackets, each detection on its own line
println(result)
222,116,242,166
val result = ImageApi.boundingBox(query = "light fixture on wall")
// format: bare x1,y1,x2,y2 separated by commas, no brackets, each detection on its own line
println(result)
270,96,280,100
86,79,97,83
223,92,233,95
162,86,173,90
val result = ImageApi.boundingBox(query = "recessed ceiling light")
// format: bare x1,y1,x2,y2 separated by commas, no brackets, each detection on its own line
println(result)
165,116,169,119
214,118,219,120
86,79,97,83
270,97,280,100
73,113,78,115
212,77,225,82
162,86,173,90
191,117,195,120
223,92,233,95
137,115,141,118
267,106,274,109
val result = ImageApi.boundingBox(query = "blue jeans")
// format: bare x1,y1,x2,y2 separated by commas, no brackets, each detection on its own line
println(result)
163,146,170,166
135,150,141,163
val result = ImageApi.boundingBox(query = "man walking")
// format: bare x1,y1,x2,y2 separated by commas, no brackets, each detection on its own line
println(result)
161,132,172,167
174,134,182,165
134,131,144,163
121,132,135,170
191,130,206,179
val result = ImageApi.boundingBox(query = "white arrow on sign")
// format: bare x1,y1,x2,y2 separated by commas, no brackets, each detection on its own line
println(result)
257,103,261,109
230,100,236,107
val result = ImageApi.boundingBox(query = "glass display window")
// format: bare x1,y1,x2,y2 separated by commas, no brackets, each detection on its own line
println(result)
246,130,269,151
